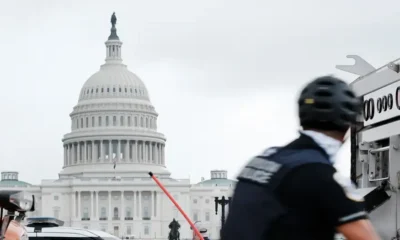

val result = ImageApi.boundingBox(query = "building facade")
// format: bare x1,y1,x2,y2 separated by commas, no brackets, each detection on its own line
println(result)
0,14,235,240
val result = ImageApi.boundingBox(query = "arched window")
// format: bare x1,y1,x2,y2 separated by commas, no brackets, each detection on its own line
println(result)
128,116,131,126
120,116,124,126
113,116,117,126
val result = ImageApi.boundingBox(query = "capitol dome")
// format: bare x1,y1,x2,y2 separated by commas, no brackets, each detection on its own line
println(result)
60,13,168,179
79,64,150,102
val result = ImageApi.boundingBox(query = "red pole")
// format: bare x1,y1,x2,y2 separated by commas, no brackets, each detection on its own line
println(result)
149,172,204,240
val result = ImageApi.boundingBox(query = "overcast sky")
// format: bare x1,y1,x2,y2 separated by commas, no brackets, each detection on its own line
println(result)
1,0,399,184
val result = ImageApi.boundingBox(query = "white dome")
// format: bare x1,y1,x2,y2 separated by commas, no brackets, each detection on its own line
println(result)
79,63,150,102
61,17,167,178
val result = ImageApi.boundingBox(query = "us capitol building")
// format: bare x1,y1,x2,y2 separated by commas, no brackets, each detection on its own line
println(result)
0,14,235,239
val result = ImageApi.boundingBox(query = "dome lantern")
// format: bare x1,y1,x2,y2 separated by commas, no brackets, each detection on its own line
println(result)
105,12,123,64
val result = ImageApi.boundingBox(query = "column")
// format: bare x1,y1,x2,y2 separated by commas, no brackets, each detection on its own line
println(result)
100,140,104,162
142,142,145,162
138,191,142,219
67,145,70,166
137,142,140,163
154,144,158,164
130,141,134,162
96,191,99,218
77,142,81,163
72,191,76,219
157,191,161,218
121,191,125,220
77,191,81,220
162,145,165,165
117,140,121,160
63,146,66,166
135,141,138,162
159,144,162,164
150,143,153,163
144,142,147,162
109,140,113,161
91,191,94,219
84,141,87,163
108,191,112,220
67,144,70,165
72,143,76,164
124,140,129,161
91,141,95,162
133,192,137,219
152,191,156,217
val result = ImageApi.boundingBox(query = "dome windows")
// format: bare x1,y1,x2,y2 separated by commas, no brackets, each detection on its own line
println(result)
71,106,157,131
79,85,150,101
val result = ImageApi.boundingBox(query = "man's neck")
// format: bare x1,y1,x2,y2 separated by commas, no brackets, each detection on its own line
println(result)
303,128,346,142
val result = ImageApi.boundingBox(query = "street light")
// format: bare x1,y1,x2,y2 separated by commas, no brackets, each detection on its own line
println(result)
214,196,231,228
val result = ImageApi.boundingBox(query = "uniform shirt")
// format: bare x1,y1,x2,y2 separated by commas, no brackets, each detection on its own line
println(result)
221,132,367,240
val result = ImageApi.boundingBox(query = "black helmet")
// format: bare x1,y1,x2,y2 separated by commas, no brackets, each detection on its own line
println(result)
298,75,361,132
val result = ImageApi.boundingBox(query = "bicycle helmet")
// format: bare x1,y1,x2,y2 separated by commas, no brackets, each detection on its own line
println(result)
298,75,361,132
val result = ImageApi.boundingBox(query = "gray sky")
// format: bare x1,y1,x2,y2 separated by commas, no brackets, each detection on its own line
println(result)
1,0,400,184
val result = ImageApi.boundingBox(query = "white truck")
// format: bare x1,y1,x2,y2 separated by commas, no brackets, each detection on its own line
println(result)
335,55,400,239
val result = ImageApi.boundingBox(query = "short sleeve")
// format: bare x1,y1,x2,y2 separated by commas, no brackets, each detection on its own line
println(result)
282,164,368,226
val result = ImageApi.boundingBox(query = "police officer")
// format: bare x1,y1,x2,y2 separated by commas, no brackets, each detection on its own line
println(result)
220,76,381,240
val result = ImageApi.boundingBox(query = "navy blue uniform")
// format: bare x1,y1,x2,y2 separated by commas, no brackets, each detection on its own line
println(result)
220,134,367,240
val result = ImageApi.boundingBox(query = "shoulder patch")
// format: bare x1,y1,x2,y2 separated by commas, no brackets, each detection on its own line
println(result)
237,156,282,184
333,172,364,202
260,147,280,157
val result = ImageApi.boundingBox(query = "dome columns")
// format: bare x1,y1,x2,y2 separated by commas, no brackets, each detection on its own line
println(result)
63,139,165,167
